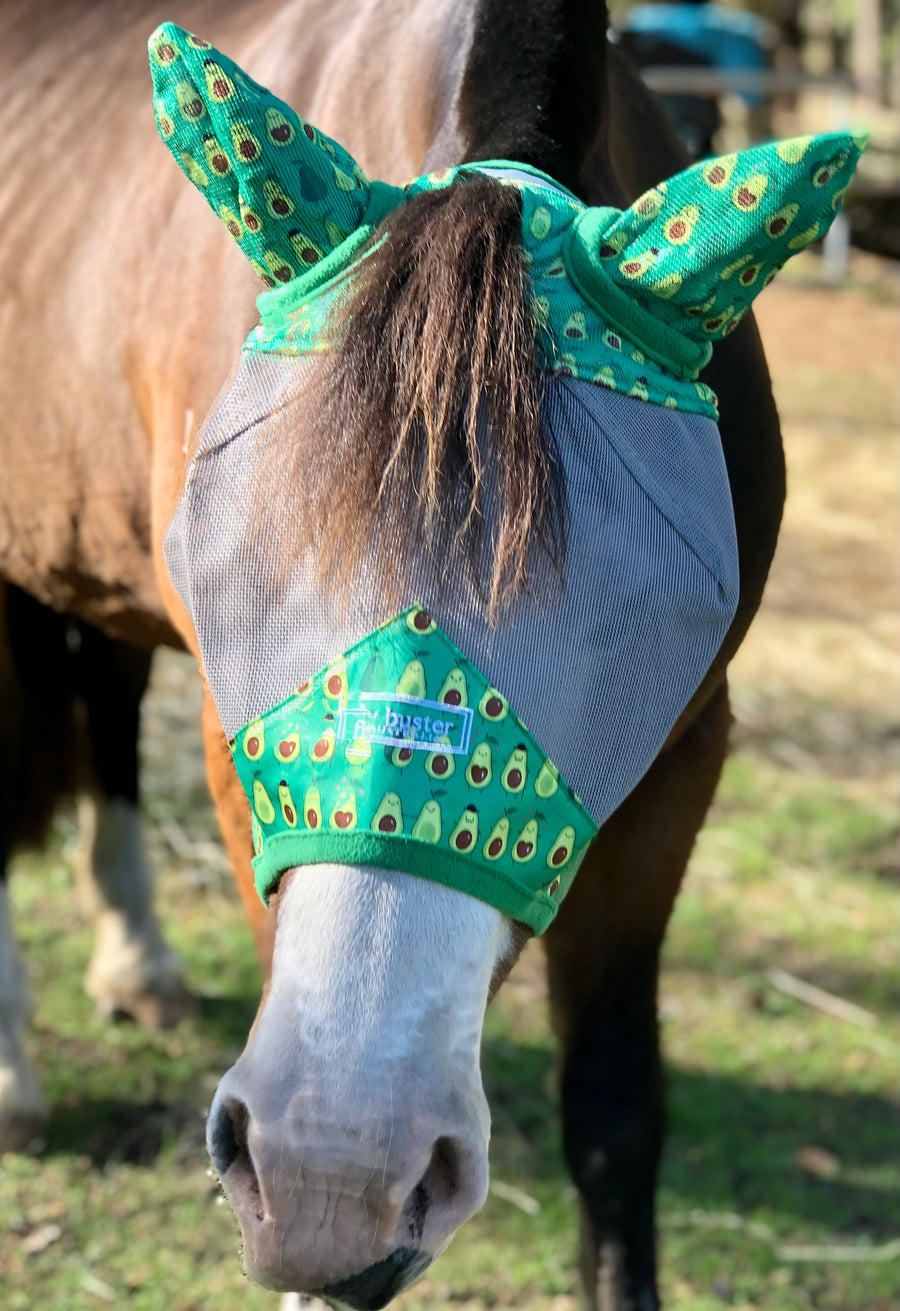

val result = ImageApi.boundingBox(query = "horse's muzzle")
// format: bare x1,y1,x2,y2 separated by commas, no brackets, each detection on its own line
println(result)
205,1078,485,1300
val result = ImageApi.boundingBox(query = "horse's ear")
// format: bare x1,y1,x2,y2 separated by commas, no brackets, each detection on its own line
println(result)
567,132,865,349
149,24,370,287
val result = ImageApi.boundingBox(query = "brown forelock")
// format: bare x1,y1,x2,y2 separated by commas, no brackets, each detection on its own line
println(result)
266,175,566,621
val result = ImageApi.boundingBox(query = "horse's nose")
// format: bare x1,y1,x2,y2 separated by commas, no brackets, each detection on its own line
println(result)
206,1092,261,1221
205,1083,487,1296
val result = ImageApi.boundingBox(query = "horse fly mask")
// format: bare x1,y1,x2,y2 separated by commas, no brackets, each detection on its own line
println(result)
152,23,863,931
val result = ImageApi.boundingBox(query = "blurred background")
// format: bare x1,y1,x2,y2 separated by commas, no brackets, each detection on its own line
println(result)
1,3,898,1310
609,0,899,265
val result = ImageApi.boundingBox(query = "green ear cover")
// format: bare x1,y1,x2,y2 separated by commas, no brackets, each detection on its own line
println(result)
150,24,865,414
149,22,371,286
565,132,866,358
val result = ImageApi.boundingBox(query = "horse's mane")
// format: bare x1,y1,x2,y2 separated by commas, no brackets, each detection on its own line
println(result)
276,175,566,619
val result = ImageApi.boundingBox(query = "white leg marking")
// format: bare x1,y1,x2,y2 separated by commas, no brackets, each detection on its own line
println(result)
77,794,191,1028
0,880,47,1149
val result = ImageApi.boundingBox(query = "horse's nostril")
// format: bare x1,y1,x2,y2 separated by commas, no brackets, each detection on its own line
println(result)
420,1136,463,1208
207,1096,265,1223
398,1136,465,1247
207,1095,242,1175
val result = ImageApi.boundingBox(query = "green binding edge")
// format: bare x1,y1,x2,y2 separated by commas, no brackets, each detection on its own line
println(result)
246,163,722,418
253,178,404,332
232,606,598,935
253,831,572,936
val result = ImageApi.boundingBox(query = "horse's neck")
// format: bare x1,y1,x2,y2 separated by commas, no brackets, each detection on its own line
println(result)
256,0,469,184
273,0,619,194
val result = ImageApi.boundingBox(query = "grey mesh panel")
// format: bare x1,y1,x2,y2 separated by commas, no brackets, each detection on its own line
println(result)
165,358,738,826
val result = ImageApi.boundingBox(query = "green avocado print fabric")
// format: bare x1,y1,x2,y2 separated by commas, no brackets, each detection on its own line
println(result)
230,607,598,934
150,23,370,287
150,23,864,420
561,136,862,357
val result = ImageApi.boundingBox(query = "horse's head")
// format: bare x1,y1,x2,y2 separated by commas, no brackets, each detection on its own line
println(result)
150,23,862,1306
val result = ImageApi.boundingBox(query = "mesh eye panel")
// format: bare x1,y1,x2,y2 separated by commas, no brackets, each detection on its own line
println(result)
165,357,738,827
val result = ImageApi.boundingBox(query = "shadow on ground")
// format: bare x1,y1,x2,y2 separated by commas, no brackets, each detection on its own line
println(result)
483,1036,896,1240
28,1009,896,1244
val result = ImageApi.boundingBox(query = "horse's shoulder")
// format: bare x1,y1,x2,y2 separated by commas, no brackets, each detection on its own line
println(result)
0,3,256,632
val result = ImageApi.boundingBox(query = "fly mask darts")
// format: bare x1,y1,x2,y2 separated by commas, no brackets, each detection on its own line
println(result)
151,23,863,932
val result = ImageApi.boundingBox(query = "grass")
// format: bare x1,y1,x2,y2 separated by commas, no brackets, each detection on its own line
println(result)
2,260,898,1309
1,665,896,1311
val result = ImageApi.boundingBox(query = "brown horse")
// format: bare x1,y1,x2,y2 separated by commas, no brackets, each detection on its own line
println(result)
0,1,786,1308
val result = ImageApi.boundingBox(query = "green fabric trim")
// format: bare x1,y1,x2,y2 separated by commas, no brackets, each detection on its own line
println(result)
245,157,722,417
252,831,577,935
564,210,713,378
254,180,404,322
231,606,597,935
243,132,865,412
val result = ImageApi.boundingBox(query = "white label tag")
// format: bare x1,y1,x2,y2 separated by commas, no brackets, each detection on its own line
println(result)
338,693,474,755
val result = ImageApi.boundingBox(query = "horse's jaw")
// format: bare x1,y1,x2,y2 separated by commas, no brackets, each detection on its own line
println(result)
206,863,511,1306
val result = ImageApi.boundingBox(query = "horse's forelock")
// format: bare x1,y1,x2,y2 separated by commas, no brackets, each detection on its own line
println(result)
263,175,566,619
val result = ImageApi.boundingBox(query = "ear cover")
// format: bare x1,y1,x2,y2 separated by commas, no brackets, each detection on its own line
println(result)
565,132,865,363
149,23,371,286
149,25,864,410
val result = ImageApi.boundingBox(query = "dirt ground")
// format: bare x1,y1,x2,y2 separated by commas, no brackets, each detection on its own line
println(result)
729,250,899,803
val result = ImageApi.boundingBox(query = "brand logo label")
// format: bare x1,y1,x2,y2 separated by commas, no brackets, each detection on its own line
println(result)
337,694,474,755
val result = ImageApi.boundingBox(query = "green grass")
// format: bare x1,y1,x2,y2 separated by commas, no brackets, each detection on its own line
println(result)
1,662,897,1311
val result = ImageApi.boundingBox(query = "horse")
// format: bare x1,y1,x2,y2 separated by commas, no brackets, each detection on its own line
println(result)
0,1,821,1307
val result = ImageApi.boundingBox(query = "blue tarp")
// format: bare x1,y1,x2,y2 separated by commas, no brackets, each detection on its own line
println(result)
622,3,771,99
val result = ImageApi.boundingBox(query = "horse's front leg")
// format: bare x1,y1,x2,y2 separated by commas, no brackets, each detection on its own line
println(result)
0,875,46,1149
74,625,191,1028
544,682,732,1311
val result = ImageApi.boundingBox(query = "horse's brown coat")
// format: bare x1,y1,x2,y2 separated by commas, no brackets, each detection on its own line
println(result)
0,0,476,938
0,0,783,954
0,0,461,647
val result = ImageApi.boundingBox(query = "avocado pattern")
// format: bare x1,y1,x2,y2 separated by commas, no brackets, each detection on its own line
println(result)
243,718,265,761
242,133,863,421
303,785,322,830
230,606,597,933
150,28,862,422
278,780,298,828
149,23,369,290
274,731,300,763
